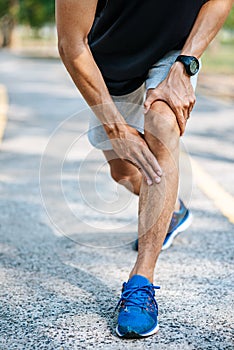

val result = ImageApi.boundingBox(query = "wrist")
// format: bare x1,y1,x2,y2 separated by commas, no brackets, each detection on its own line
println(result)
103,121,128,139
170,61,190,77
175,55,200,76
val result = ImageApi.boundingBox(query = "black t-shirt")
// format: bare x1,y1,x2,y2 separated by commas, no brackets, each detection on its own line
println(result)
88,0,208,95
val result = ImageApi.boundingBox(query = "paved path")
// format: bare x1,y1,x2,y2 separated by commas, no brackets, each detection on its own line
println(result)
0,51,233,350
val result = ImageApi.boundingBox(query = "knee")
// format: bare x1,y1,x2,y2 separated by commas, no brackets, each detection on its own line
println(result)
145,101,180,150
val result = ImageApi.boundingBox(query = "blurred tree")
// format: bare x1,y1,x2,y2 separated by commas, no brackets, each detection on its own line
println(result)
0,0,55,47
0,1,233,48
18,0,55,29
224,6,234,30
0,0,18,47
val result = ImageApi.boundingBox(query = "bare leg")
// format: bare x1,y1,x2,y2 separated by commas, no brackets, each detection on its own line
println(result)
103,150,142,195
103,146,180,212
129,101,180,282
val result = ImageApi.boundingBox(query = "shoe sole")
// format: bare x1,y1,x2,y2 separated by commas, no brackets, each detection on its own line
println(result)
161,211,193,251
116,323,159,338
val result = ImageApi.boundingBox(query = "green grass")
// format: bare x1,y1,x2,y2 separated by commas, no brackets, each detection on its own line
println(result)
202,43,234,74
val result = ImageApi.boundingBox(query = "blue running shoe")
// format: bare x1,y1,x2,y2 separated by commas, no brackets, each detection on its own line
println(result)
162,200,192,250
133,200,192,251
116,275,160,338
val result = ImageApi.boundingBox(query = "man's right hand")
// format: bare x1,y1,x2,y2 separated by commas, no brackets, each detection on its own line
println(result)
107,124,163,185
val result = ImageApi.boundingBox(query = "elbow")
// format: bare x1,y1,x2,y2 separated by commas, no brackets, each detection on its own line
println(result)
58,38,65,59
58,36,88,63
58,40,66,60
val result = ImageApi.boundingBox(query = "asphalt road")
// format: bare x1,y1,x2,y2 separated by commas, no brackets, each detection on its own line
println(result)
0,50,233,350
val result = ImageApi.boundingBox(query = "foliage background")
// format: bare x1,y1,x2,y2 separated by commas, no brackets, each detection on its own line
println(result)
0,1,233,76
0,0,55,28
0,1,233,29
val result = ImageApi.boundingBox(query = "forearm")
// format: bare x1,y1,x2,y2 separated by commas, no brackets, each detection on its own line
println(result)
181,0,233,58
59,42,126,136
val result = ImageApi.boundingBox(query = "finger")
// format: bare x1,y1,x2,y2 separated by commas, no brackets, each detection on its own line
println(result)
138,156,161,185
134,138,162,183
176,110,186,136
164,102,185,136
133,163,152,186
134,163,147,184
138,166,154,186
144,91,157,114
183,105,190,121
142,149,163,179
136,162,153,185
126,158,153,185
188,100,195,115
188,92,196,114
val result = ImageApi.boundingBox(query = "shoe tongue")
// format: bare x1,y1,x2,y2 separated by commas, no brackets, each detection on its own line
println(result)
127,275,151,288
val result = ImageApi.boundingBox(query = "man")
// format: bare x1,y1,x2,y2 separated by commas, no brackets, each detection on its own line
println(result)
56,0,233,338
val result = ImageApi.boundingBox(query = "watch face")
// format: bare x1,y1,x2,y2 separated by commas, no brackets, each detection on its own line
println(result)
190,60,199,74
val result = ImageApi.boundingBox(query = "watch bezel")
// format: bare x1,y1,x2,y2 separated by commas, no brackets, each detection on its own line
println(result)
190,60,199,75
175,55,200,76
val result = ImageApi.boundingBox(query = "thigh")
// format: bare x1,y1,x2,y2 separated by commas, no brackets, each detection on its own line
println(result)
88,84,145,151
112,84,145,134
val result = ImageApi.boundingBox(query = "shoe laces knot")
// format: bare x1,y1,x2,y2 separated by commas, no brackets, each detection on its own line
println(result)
115,284,160,312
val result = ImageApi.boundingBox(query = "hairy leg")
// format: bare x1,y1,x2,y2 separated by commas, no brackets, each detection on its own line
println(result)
129,101,180,282
104,148,181,206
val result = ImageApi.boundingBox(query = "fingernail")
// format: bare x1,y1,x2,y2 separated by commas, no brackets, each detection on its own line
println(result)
155,177,161,183
147,179,153,185
157,170,162,176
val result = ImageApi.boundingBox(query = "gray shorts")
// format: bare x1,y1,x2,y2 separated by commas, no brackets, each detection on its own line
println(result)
88,50,200,151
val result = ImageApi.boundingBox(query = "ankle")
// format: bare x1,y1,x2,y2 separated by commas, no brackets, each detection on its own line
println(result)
174,199,180,212
129,268,154,284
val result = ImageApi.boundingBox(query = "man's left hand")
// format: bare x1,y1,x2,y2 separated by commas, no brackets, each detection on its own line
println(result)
144,62,196,135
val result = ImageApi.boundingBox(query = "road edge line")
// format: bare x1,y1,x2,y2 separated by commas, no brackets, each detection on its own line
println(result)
191,158,234,225
0,84,8,146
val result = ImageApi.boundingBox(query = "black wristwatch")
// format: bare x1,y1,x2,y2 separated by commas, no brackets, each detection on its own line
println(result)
175,55,200,76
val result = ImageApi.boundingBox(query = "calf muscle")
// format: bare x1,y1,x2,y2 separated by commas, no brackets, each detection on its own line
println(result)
130,101,180,282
